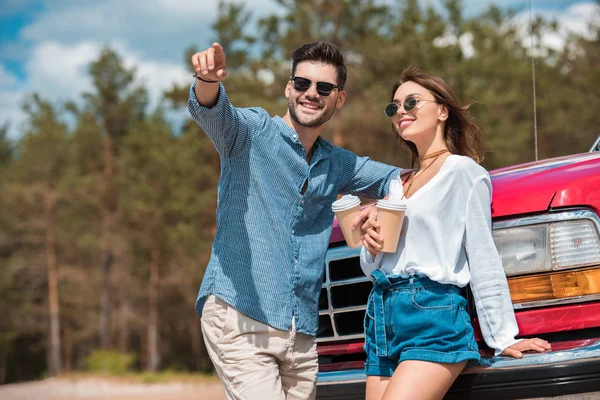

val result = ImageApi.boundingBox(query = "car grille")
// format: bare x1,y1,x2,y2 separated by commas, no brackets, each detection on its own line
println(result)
317,246,369,342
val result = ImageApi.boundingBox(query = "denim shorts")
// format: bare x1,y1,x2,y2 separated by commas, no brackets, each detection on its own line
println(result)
364,270,481,377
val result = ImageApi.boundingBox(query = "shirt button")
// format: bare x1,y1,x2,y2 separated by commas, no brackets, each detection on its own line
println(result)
292,290,295,295
291,229,295,234
292,134,297,139
294,259,298,264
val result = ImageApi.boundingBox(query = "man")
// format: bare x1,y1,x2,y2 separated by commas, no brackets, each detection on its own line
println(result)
190,41,399,400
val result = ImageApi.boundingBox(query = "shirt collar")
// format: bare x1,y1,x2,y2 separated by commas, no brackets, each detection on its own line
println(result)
313,136,333,160
274,116,333,160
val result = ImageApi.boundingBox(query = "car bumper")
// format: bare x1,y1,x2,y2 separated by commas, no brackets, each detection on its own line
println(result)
316,338,600,399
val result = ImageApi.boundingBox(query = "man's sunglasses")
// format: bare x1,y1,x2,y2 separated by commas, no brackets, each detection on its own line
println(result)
384,97,437,117
290,76,342,97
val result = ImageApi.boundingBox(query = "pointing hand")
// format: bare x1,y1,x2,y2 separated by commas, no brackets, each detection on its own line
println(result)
191,42,227,82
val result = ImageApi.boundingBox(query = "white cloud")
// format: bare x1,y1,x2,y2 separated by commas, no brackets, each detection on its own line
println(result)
257,69,275,85
0,65,19,87
557,2,600,38
514,2,599,53
19,0,279,66
458,32,475,58
0,39,192,138
0,90,26,139
433,2,598,58
0,0,285,138
0,66,25,139
152,0,222,16
25,40,189,107
26,41,100,101
119,48,191,108
18,0,215,68
433,31,475,58
0,41,103,139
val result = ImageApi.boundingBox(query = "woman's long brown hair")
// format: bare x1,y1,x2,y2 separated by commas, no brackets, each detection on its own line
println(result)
392,66,485,167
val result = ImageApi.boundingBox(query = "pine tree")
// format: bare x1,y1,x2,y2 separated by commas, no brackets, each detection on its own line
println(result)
83,48,148,349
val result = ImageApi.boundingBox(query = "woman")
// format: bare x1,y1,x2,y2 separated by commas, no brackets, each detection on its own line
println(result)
359,67,551,400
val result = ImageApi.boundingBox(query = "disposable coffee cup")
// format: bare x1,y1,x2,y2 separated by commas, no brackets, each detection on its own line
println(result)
332,195,362,248
376,199,407,253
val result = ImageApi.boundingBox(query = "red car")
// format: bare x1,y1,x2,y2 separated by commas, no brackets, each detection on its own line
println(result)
316,141,600,399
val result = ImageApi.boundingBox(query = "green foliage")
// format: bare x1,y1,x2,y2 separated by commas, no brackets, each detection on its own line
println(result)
212,0,256,70
85,350,136,375
0,122,12,165
84,47,148,138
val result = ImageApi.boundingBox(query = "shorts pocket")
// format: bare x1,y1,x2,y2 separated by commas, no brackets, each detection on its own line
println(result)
201,295,232,345
411,286,453,310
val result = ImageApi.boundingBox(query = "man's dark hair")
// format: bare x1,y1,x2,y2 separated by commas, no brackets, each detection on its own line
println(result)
291,41,347,89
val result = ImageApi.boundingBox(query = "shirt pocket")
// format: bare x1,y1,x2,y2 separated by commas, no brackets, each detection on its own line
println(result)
301,201,326,227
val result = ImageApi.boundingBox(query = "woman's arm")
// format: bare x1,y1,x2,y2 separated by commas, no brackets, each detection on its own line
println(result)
464,176,551,356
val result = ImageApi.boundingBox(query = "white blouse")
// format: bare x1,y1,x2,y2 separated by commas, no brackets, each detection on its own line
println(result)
360,155,521,355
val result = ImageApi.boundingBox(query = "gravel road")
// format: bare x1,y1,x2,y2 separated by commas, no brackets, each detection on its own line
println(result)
0,377,226,400
1,377,599,399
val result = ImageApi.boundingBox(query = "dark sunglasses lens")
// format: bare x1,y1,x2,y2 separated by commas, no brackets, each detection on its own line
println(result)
404,97,417,111
293,78,311,92
316,83,334,96
385,103,398,117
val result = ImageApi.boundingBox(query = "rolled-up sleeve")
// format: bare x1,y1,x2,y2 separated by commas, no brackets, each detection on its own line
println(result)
337,148,401,199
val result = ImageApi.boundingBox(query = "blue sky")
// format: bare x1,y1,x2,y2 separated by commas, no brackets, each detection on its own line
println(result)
0,0,597,139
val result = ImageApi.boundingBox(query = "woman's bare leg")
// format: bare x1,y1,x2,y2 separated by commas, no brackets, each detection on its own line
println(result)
381,360,466,400
366,376,391,400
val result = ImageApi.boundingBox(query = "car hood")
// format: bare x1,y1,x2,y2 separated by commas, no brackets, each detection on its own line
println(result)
490,152,600,218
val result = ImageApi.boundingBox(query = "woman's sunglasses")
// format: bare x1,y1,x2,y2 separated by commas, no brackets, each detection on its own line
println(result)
290,76,341,97
384,97,437,117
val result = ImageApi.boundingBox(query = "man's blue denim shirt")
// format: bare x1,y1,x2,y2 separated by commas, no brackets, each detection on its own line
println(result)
189,81,400,336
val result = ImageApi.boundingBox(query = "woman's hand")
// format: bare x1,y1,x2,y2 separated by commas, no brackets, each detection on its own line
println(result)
363,224,383,261
501,338,552,358
351,205,383,259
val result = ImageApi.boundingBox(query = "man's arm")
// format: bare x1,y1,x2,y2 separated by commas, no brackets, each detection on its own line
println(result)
189,42,258,158
191,43,227,107
338,150,400,248
337,148,401,198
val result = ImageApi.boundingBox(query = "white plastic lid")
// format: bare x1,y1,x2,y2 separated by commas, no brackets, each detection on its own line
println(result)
332,194,361,212
377,198,407,211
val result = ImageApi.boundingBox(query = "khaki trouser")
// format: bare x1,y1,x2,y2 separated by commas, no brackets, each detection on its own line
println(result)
201,295,318,400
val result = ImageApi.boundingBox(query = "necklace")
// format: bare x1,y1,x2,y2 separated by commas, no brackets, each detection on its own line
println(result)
418,149,449,163
402,149,449,199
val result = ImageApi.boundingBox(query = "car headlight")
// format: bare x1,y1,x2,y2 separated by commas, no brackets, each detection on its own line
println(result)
493,218,600,277
552,220,600,269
